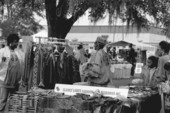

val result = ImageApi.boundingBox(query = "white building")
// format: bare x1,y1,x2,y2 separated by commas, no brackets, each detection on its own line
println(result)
66,25,168,44
37,25,167,44
32,25,167,55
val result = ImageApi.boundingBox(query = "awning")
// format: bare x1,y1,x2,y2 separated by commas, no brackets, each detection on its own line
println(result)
109,40,132,47
32,30,48,43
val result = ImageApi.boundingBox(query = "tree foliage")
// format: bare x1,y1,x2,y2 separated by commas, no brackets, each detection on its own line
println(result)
0,0,170,38
0,0,44,38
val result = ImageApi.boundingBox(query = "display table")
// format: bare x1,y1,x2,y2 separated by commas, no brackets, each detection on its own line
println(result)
7,87,161,113
110,64,132,79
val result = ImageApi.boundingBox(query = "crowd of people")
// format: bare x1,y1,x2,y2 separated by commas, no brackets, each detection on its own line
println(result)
0,33,170,112
133,41,170,87
73,38,170,88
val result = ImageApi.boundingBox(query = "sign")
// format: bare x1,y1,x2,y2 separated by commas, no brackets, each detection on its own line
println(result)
135,63,144,74
54,84,129,98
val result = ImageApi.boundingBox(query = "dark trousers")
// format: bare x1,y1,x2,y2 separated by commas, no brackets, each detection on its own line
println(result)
130,63,136,76
166,110,170,113
0,86,16,113
0,87,10,113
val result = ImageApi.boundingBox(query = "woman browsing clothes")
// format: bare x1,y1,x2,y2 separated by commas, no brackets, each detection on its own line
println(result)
0,34,22,112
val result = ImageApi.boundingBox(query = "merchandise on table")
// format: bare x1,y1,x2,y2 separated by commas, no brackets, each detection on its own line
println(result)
7,86,161,113
128,86,158,98
8,93,39,113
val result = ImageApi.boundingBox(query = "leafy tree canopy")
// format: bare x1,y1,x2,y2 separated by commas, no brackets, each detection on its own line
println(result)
69,0,170,31
0,0,170,38
0,0,44,38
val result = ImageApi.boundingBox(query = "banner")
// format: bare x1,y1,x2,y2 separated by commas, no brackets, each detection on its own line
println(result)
135,63,144,74
54,84,129,98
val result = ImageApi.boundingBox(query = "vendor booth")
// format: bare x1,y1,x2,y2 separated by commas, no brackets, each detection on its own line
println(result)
108,41,133,79
6,86,161,113
109,40,133,47
108,40,156,79
3,37,163,113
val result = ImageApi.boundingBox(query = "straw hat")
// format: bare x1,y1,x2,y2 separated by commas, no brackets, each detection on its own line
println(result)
95,36,107,45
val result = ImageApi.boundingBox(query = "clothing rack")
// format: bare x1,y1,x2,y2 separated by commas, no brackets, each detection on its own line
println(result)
35,37,47,44
23,36,79,90
48,37,68,45
35,37,68,45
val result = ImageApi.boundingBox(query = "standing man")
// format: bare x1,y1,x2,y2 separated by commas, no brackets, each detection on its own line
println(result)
112,47,117,59
0,33,21,112
156,41,170,82
128,43,137,77
84,36,112,86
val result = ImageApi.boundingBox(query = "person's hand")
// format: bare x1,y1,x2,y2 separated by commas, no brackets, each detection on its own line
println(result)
2,57,6,62
87,70,99,78
161,81,170,93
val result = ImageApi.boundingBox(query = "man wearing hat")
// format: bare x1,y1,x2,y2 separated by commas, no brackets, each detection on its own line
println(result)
84,36,112,86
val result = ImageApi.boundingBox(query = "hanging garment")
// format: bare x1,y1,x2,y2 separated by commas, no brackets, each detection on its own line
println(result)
32,46,40,88
57,52,81,84
54,51,63,84
44,51,57,89
32,45,46,88
23,43,34,90
62,53,75,84
71,55,81,83
38,47,46,88
23,44,81,89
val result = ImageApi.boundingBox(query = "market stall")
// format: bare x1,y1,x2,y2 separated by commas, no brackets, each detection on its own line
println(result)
21,37,81,90
108,41,133,79
4,37,162,113
109,40,133,47
6,86,161,113
110,63,132,79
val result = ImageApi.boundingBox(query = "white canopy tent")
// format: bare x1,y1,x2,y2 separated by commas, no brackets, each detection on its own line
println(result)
132,42,156,50
32,30,48,43
32,30,156,52
32,30,99,43
129,41,157,57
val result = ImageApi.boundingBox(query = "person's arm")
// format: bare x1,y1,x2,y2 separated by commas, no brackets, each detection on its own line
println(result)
0,49,4,64
156,58,166,82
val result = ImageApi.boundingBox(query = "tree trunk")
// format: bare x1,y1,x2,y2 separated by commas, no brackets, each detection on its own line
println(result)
45,0,74,39
45,0,57,37
56,18,75,39
45,0,90,39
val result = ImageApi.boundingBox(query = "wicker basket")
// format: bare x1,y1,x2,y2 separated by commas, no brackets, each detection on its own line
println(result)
7,93,39,113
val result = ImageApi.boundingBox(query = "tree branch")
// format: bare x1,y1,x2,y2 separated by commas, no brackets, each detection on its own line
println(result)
56,0,69,18
70,1,90,23
70,0,103,23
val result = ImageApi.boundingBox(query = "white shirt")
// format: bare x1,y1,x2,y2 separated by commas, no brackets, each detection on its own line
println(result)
149,67,156,83
0,46,21,81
